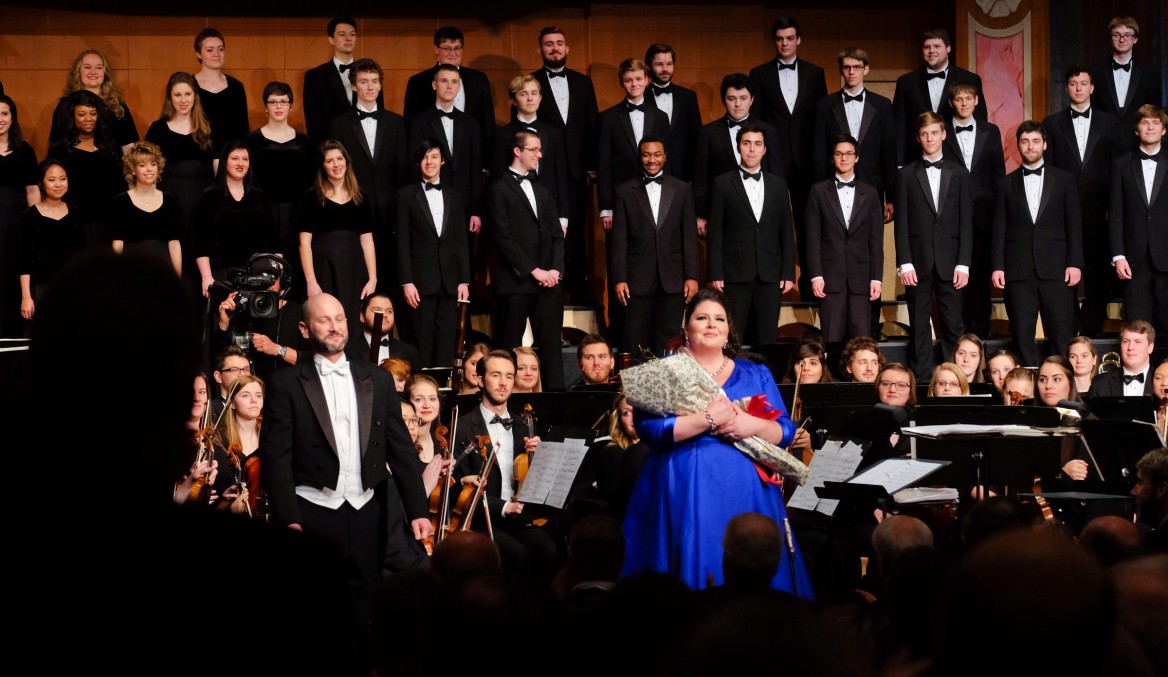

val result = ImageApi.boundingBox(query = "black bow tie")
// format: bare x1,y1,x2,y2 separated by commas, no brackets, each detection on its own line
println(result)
1023,166,1043,176
643,174,663,185
513,171,537,183
356,109,377,120
626,101,645,113
1124,372,1145,385
726,116,746,128
338,63,353,73
380,338,389,346
836,179,855,189
436,109,455,119
925,70,947,80
490,414,514,429
843,92,864,103
777,60,797,71
1140,152,1161,163
424,182,442,191
955,125,974,134
545,69,566,79
1071,108,1091,119
741,169,761,181
922,159,944,170
1112,61,1132,72
652,85,671,96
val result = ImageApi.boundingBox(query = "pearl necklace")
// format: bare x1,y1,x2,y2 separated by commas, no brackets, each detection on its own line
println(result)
706,356,730,378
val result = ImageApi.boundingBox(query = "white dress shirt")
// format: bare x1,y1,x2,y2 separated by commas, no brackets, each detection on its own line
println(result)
627,98,646,144
1112,57,1132,108
545,67,571,123
644,173,664,224
295,354,374,510
1123,365,1150,397
1070,105,1091,160
835,173,856,226
843,88,864,139
511,170,538,216
897,154,969,276
740,166,765,221
436,105,456,155
652,84,674,122
1113,143,1161,266
423,180,444,236
952,117,976,169
1022,162,1044,223
777,59,799,113
927,66,948,112
480,403,515,502
356,103,378,156
334,57,354,104
727,117,747,165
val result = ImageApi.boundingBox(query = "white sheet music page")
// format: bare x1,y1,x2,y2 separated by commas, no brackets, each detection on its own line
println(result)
788,439,865,516
848,458,948,494
515,438,590,509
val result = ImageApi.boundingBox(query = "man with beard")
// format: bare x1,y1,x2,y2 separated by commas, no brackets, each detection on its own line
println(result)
262,293,432,624
454,349,558,575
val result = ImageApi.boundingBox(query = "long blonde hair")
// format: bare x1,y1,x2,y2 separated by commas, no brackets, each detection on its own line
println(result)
221,374,265,453
161,72,213,150
608,394,637,449
315,140,364,205
64,49,127,120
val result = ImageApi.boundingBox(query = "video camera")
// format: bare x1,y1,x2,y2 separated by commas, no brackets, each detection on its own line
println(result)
211,253,292,320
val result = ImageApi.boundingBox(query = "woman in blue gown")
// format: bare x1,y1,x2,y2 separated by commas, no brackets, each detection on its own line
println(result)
622,288,814,597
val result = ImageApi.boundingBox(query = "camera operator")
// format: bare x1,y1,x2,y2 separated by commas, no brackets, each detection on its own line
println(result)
212,254,305,384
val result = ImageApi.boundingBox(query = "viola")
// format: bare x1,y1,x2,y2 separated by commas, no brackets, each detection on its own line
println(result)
450,435,496,537
511,404,548,527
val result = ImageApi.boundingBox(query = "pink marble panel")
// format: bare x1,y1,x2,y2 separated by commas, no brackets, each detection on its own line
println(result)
976,31,1024,172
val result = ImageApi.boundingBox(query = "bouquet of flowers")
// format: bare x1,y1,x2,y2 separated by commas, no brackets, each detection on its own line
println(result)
620,350,810,484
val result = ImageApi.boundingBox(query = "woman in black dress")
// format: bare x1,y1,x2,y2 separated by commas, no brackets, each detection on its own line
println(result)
49,50,139,154
192,28,249,154
299,140,376,330
19,160,85,323
194,140,278,297
110,141,181,275
245,81,314,297
0,94,39,337
47,90,124,250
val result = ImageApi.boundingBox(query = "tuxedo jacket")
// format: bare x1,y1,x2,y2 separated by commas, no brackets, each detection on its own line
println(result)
1043,107,1122,218
395,182,471,296
1110,149,1168,272
804,178,884,293
597,102,671,212
609,175,700,295
260,359,428,527
453,404,532,526
302,61,383,145
894,158,974,276
645,82,702,181
706,171,796,283
487,173,565,294
327,109,409,227
692,117,782,219
1087,366,1155,397
942,118,1005,230
345,335,421,368
403,64,495,160
991,165,1084,281
493,118,570,221
811,89,898,202
531,67,601,180
893,65,988,165
407,107,484,216
748,58,828,178
1089,58,1163,145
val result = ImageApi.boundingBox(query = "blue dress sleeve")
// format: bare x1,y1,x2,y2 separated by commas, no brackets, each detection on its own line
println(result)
753,362,797,448
633,409,678,453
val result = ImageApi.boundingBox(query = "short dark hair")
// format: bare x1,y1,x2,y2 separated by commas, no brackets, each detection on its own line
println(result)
644,43,675,65
638,134,667,153
214,344,248,372
538,26,566,42
832,134,859,154
0,95,26,149
511,127,540,152
413,138,446,165
1016,120,1046,142
837,47,870,68
921,28,951,46
359,292,392,313
434,26,464,46
720,73,754,99
770,16,801,38
434,63,460,79
1065,66,1092,85
576,334,611,365
262,81,293,106
680,288,742,357
350,58,383,83
736,123,767,147
722,513,783,587
1136,448,1168,485
328,16,357,36
194,27,225,53
476,349,517,382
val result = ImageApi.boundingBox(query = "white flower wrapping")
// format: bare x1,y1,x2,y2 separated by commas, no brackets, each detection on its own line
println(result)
620,351,810,484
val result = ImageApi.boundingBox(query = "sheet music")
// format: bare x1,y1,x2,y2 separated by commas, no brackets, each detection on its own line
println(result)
515,438,590,509
901,423,1052,438
788,439,865,516
848,458,948,494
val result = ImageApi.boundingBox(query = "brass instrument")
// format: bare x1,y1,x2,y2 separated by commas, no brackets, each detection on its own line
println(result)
1099,351,1121,374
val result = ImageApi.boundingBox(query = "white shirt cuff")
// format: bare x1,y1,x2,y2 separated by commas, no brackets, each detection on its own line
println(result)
955,265,969,275
559,218,569,228
871,280,882,286
811,276,823,282
1112,255,1126,264
600,209,613,218
897,263,916,275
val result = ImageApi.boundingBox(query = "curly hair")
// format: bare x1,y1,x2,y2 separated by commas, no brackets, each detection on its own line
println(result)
63,49,127,120
121,141,166,186
52,90,118,157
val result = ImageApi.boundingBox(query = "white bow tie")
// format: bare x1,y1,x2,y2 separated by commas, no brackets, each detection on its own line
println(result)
320,360,350,378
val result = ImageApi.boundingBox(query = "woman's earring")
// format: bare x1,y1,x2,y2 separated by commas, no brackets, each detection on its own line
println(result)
723,340,728,350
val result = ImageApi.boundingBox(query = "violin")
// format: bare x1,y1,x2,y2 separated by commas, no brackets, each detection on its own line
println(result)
512,404,548,527
1009,390,1025,406
425,408,457,555
451,435,497,539
219,441,253,518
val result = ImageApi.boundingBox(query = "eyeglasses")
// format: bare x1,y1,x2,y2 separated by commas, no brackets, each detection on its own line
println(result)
522,146,543,153
878,381,911,390
438,45,464,53
833,151,857,158
220,366,252,376
935,381,961,389
1111,32,1136,41
840,65,865,72
266,99,291,107
404,418,422,427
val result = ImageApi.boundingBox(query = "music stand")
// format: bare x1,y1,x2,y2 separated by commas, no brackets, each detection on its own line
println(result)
797,383,879,441
918,395,997,407
837,405,908,470
1082,395,1156,423
1078,418,1163,485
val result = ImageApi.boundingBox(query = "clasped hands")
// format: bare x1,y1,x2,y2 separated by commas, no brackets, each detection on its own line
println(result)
705,395,762,442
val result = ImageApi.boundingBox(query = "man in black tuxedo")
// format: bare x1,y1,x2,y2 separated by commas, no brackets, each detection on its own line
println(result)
598,58,671,230
895,112,973,380
1089,16,1163,153
261,293,431,622
805,135,884,342
610,135,699,355
407,64,484,234
1088,320,1157,397
488,128,565,389
403,26,495,162
1111,105,1168,337
396,140,471,368
1043,67,1123,337
644,43,702,182
893,28,988,166
693,73,781,236
494,75,569,230
531,26,601,304
942,83,1005,339
707,124,796,346
991,121,1083,367
346,293,420,367
453,350,558,574
302,16,378,145
749,16,827,299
